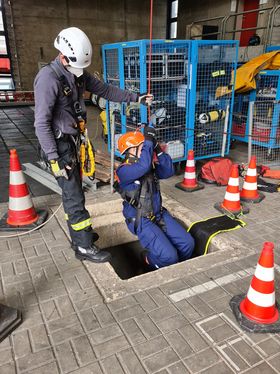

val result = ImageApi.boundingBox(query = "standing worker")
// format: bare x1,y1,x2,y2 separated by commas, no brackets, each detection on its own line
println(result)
34,27,152,263
115,128,195,269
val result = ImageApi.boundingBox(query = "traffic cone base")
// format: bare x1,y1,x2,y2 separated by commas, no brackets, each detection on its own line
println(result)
0,304,22,343
214,202,249,218
175,181,204,192
240,191,265,204
230,294,280,333
230,242,280,333
0,210,48,232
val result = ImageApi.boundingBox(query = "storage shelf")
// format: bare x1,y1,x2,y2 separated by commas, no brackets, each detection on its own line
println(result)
108,76,186,82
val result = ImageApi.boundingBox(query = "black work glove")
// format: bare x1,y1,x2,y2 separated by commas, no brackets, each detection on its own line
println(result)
144,126,157,146
138,93,154,106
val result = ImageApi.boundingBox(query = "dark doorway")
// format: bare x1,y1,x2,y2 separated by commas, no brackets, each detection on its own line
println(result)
202,25,219,40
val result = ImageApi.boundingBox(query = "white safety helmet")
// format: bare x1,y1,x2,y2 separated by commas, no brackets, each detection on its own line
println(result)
54,27,92,77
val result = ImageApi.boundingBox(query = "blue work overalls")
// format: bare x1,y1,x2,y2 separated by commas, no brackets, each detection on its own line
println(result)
116,140,195,269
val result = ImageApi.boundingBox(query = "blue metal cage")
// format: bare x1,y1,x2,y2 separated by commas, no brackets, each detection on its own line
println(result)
232,70,280,160
102,39,238,162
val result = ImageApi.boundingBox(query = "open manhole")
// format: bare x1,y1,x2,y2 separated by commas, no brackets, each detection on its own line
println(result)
106,241,151,280
57,194,247,301
105,233,205,281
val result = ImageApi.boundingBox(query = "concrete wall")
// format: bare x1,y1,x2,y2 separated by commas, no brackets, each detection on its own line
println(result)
4,0,167,90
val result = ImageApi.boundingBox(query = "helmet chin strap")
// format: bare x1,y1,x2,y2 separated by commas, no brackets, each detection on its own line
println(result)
126,147,140,163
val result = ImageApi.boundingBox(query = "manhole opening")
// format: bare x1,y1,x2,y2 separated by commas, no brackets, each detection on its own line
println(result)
106,241,151,280
105,238,203,280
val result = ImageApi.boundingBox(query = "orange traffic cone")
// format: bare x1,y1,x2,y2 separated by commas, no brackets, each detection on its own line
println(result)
175,150,204,192
230,242,280,333
214,164,249,217
240,156,264,203
0,149,48,231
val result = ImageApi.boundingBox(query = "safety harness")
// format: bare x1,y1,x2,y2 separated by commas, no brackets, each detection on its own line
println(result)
114,158,162,228
49,63,95,178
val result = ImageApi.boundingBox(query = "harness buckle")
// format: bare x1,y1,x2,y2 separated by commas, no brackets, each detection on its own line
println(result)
128,198,136,206
146,214,156,222
74,101,83,115
63,86,72,96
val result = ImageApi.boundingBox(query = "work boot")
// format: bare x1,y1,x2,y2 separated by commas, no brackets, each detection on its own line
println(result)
73,243,111,263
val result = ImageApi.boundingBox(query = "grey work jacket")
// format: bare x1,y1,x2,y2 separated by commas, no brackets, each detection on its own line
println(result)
34,58,138,160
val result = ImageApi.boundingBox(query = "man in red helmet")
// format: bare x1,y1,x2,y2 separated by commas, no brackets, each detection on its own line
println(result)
115,127,194,269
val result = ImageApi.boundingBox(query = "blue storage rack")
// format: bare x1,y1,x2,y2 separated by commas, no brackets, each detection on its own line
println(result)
232,70,280,158
188,40,238,160
102,39,238,162
266,46,280,52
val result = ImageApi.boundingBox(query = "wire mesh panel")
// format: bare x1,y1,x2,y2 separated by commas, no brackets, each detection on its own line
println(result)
123,46,141,133
250,72,280,166
147,41,189,161
102,40,237,161
103,48,122,151
189,41,238,159
231,93,250,141
103,40,190,162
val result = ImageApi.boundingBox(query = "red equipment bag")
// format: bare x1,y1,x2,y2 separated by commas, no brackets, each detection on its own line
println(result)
200,158,233,186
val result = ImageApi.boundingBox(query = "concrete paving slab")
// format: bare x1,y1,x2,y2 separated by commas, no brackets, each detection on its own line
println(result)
1,107,280,373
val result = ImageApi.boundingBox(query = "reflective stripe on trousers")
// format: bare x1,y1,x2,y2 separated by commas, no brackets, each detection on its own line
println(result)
71,218,92,231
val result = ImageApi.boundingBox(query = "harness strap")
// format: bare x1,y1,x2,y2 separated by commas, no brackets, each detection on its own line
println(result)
48,63,95,177
48,63,85,123
48,63,72,97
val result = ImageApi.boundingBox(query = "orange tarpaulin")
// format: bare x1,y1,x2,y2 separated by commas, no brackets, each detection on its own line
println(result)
216,51,280,97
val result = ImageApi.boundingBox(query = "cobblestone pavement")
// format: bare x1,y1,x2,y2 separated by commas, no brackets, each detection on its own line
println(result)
1,177,280,374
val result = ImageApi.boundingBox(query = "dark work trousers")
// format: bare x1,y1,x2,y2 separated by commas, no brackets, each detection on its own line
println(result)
54,136,94,248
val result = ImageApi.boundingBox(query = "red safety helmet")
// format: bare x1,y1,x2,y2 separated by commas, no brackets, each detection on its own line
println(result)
118,131,144,155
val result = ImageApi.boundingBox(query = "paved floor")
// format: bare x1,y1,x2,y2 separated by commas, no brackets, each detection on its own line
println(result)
1,106,280,373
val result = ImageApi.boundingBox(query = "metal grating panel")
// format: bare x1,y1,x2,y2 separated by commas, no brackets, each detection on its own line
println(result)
251,73,280,165
193,42,236,159
102,40,238,162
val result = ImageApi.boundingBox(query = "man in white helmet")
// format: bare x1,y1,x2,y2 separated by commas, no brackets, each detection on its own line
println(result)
34,27,153,263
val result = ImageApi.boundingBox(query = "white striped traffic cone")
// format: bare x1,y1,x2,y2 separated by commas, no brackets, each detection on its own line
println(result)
0,149,47,231
240,156,264,203
214,164,249,217
230,242,280,333
175,150,204,192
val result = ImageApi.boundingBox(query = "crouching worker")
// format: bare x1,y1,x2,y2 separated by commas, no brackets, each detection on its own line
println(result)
115,127,195,269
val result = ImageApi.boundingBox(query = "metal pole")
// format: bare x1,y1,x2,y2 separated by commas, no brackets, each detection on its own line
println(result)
221,104,229,157
110,111,115,194
248,101,254,163
221,15,230,39
263,7,275,50
268,5,280,46
7,0,22,89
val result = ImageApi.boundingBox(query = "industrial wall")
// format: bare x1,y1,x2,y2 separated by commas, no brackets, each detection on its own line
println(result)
4,0,167,90
177,0,277,43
